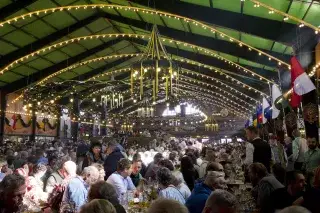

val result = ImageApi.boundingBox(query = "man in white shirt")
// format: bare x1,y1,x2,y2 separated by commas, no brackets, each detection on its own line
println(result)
290,129,308,170
107,158,136,201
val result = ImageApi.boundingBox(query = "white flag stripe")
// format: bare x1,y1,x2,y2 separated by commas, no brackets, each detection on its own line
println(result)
293,72,316,96
272,84,281,119
262,97,270,124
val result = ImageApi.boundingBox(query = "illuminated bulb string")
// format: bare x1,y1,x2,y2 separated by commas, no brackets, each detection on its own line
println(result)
0,33,273,86
180,69,258,102
177,85,252,112
248,0,319,34
0,4,290,68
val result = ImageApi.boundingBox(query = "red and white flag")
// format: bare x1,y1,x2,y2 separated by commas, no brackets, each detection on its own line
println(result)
290,56,315,107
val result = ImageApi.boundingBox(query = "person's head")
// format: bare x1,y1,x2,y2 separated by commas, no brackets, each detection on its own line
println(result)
106,141,117,155
204,171,227,190
278,206,311,213
63,161,77,178
33,163,47,177
35,149,44,158
147,198,188,213
88,181,118,203
82,166,100,185
132,153,141,162
180,156,194,172
284,137,292,145
154,153,164,164
159,159,174,171
272,163,286,185
20,151,28,160
157,167,174,188
287,171,306,195
169,152,177,162
131,160,142,175
203,189,238,213
248,163,268,186
245,126,259,142
90,142,102,155
206,162,224,174
307,137,318,150
48,155,59,169
91,163,105,181
172,170,185,186
0,174,26,212
292,129,300,138
80,199,116,213
117,158,132,177
205,149,216,162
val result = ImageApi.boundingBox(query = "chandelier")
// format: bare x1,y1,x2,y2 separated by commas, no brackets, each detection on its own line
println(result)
131,25,179,104
205,115,219,132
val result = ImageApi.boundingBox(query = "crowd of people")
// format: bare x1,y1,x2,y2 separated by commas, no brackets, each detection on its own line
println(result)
0,126,319,213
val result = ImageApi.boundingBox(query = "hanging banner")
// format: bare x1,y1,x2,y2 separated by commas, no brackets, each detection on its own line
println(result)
36,117,58,136
4,93,32,135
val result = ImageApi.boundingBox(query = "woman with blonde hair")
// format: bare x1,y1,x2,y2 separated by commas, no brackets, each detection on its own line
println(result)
80,199,116,213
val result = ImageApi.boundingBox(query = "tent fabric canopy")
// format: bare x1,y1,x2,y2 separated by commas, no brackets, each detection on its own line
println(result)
0,0,319,117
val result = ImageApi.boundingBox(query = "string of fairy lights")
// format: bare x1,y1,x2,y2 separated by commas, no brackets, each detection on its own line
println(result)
0,4,299,72
178,90,246,118
176,85,251,113
1,33,276,88
179,75,255,107
180,69,258,102
247,0,319,34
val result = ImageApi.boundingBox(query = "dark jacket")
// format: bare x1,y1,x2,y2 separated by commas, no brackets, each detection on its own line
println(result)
182,169,199,191
252,138,272,172
104,148,124,180
185,182,213,213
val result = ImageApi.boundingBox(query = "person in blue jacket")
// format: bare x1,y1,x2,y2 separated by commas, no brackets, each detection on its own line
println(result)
185,171,226,213
104,141,125,180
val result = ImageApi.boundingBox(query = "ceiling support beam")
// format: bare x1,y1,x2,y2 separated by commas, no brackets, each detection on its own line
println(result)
0,14,101,65
103,13,290,65
135,0,313,45
3,38,122,93
0,0,37,20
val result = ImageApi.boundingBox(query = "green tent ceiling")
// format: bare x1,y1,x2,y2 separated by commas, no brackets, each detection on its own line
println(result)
0,0,319,115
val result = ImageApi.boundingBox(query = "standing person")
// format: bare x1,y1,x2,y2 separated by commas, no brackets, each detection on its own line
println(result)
269,136,287,168
62,166,99,211
106,158,135,201
104,141,125,180
291,129,308,170
180,156,199,191
245,126,272,172
199,149,216,178
82,141,104,170
248,163,284,213
285,137,294,171
0,174,26,213
302,137,320,187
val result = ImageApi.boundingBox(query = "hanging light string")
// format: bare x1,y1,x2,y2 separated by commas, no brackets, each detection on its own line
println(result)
179,75,253,106
178,90,246,118
248,0,319,34
0,33,276,85
10,55,140,104
179,80,253,111
0,5,290,67
174,57,269,96
180,68,258,102
178,82,254,110
177,84,252,112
